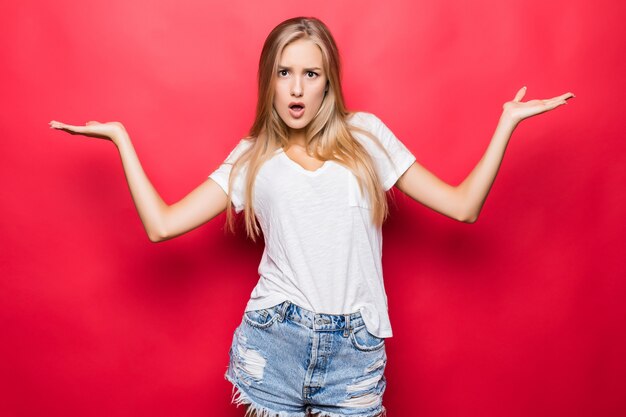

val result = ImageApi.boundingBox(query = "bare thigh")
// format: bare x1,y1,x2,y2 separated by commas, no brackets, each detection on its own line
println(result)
247,409,383,417
308,413,383,417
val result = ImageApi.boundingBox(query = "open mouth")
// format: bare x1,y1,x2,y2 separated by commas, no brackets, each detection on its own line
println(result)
289,103,305,118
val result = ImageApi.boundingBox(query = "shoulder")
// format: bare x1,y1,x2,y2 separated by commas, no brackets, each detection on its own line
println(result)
222,137,255,163
346,111,383,130
236,137,255,149
346,112,398,147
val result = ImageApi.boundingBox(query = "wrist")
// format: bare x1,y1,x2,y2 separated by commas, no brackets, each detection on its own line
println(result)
112,130,130,148
499,111,520,130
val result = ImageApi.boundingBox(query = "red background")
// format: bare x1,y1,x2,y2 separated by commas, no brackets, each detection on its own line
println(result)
1,0,624,416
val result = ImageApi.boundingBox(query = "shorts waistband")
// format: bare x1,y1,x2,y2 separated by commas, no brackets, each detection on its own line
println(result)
274,300,365,333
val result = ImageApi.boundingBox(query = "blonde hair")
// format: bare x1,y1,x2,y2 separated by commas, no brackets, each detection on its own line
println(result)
224,17,393,241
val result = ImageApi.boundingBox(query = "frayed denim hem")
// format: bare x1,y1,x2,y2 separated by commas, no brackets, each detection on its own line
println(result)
224,373,306,417
307,406,387,417
224,372,386,417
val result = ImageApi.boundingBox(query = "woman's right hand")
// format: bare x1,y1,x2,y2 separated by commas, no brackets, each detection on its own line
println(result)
49,120,128,145
48,118,229,242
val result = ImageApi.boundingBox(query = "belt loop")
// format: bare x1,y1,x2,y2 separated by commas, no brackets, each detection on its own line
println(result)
278,300,290,322
343,314,351,337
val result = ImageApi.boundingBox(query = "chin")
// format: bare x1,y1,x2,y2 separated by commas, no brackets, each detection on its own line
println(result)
278,115,311,131
286,120,310,131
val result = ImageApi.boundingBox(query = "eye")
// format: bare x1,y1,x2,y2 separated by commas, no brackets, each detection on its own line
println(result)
278,69,289,77
306,71,318,78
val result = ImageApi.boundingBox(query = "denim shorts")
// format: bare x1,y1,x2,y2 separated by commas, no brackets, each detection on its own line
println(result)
225,300,388,417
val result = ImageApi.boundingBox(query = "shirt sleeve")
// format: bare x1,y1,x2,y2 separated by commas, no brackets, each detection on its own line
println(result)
208,138,253,213
351,112,416,191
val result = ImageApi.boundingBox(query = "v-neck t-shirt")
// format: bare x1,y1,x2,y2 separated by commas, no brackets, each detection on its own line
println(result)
208,112,416,338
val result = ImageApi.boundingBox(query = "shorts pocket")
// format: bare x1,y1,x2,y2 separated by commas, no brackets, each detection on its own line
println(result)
243,305,279,329
349,324,385,352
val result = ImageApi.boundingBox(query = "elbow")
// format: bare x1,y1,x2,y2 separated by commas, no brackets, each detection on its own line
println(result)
462,214,478,224
147,227,169,243
455,209,479,224
148,209,173,242
452,188,480,223
148,232,163,243
148,234,161,243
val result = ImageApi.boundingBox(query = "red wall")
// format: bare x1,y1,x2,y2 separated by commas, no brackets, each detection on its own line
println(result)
1,0,624,416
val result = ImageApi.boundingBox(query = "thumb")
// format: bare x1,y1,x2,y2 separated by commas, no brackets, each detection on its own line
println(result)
513,86,527,102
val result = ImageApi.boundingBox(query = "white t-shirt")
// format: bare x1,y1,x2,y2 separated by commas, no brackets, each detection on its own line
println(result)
208,112,416,338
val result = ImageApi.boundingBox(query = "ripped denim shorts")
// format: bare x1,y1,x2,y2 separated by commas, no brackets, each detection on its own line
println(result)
225,300,388,417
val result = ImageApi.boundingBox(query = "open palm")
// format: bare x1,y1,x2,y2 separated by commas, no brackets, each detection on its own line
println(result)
49,120,127,143
503,87,575,125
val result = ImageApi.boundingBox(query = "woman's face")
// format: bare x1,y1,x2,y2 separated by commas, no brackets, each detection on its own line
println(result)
273,38,328,136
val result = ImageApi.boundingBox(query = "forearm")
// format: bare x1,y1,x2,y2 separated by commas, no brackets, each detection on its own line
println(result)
456,114,517,221
395,87,573,223
114,133,169,241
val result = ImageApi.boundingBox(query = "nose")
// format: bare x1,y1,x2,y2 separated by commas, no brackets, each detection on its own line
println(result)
290,77,303,97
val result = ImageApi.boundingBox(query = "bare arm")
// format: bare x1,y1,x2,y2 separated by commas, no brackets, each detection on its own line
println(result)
395,87,575,223
49,120,228,242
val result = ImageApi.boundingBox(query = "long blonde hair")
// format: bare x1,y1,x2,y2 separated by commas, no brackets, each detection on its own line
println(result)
225,17,393,241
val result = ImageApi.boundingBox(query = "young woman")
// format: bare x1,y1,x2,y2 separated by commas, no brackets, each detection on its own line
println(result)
50,16,574,417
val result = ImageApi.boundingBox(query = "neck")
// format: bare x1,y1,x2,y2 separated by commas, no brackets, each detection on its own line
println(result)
287,128,307,147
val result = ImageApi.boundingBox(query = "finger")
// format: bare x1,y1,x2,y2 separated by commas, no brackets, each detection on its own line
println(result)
50,121,88,133
546,92,575,102
546,95,571,106
49,120,70,130
544,99,568,110
544,97,562,105
513,86,527,102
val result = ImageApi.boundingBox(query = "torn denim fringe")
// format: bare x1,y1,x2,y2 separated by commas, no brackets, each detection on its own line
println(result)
225,373,387,417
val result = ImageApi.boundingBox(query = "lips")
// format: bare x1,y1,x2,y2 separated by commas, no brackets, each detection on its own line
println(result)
288,102,305,119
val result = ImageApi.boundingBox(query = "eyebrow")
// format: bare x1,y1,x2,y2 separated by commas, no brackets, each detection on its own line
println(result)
278,65,323,71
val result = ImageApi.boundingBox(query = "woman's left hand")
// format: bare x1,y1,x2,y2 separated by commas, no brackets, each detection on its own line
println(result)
502,86,575,126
